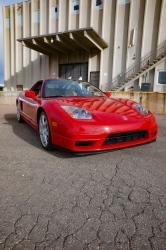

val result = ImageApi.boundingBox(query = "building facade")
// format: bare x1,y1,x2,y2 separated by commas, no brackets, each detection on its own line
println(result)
3,0,166,92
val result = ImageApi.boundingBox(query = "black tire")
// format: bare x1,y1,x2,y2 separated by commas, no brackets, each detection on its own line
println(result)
39,111,53,151
17,104,25,123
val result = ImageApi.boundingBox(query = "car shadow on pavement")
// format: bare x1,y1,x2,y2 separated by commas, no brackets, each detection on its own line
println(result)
4,113,76,159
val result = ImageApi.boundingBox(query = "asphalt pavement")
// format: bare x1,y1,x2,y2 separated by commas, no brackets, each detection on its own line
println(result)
0,104,166,250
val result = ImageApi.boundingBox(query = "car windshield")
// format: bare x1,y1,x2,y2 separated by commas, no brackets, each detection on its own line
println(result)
42,79,106,98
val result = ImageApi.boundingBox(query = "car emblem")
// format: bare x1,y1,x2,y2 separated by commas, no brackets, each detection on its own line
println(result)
122,116,128,120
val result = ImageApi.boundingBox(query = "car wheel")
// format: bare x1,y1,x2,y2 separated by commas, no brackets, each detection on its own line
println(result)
17,104,24,123
39,111,53,151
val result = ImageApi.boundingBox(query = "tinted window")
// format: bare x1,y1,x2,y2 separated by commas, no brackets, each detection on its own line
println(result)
52,5,58,19
94,0,103,10
42,80,106,98
119,0,130,4
18,14,23,26
6,17,10,28
158,72,166,84
31,81,43,97
34,10,40,23
72,0,79,14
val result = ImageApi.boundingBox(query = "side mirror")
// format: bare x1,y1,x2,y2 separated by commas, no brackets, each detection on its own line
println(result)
25,91,36,99
25,91,41,105
105,92,111,97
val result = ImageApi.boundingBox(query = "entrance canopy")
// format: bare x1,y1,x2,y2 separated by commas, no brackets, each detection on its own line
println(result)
17,27,108,56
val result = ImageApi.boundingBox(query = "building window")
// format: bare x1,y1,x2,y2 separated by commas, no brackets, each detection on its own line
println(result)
17,85,23,91
119,0,130,4
94,0,103,10
18,14,23,26
158,71,166,85
52,5,58,19
6,17,10,28
72,0,79,14
34,10,40,23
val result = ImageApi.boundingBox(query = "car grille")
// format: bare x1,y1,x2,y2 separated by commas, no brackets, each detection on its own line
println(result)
103,130,147,145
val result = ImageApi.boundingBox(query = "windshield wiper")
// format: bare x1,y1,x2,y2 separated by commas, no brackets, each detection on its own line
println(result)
46,95,64,98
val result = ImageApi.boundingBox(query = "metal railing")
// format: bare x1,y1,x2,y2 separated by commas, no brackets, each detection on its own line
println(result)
110,39,166,90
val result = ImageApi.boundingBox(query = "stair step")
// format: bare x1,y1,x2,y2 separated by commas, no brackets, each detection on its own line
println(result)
111,89,117,91
132,75,136,78
161,54,166,57
139,71,143,73
135,73,139,76
125,80,129,82
146,66,150,69
150,63,154,66
157,57,162,60
142,68,146,71
153,60,158,63
128,78,133,80
122,82,126,85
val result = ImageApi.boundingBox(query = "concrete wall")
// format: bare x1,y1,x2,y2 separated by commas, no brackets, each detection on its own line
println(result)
1,91,166,115
0,91,19,105
109,91,166,114
2,0,166,92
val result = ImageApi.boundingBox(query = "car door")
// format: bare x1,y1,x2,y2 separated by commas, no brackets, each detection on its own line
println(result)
23,81,43,124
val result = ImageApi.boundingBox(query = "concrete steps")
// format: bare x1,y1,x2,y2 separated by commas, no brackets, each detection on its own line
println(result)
111,54,166,91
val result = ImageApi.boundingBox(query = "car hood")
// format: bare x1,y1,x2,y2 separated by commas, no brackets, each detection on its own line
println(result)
52,97,148,123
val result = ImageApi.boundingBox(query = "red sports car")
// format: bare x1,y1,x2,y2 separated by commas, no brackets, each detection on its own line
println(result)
16,79,158,155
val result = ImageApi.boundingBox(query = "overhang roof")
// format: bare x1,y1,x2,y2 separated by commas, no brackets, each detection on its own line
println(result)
17,27,108,56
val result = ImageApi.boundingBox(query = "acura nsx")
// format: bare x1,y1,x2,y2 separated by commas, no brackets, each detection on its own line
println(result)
16,79,158,155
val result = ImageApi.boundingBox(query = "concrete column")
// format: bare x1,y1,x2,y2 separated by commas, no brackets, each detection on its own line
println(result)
157,0,166,45
2,7,7,91
99,0,107,90
153,0,166,92
79,0,91,28
88,52,92,82
90,0,94,27
14,4,18,75
39,0,43,35
68,0,72,30
58,0,63,31
112,1,119,78
23,1,31,90
140,0,162,90
31,0,34,36
58,0,69,32
10,5,14,81
141,0,162,57
88,0,94,82
112,1,130,79
126,0,146,68
48,0,52,33
126,0,133,69
31,0,36,83
79,0,83,28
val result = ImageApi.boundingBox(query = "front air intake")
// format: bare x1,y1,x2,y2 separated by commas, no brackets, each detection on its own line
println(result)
103,130,147,145
75,141,92,146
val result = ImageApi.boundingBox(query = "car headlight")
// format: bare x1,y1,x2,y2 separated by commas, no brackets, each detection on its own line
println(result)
61,106,92,119
132,104,149,115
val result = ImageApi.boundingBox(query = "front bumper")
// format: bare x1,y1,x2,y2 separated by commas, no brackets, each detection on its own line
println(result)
51,113,158,155
53,139,156,156
52,127,158,155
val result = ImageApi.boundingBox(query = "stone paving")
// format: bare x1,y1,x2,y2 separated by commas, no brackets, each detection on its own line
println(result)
0,105,166,250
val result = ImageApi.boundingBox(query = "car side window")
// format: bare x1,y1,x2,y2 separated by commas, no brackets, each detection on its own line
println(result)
31,81,43,98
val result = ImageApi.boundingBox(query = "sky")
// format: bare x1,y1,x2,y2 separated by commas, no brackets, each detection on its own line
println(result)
0,0,23,85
